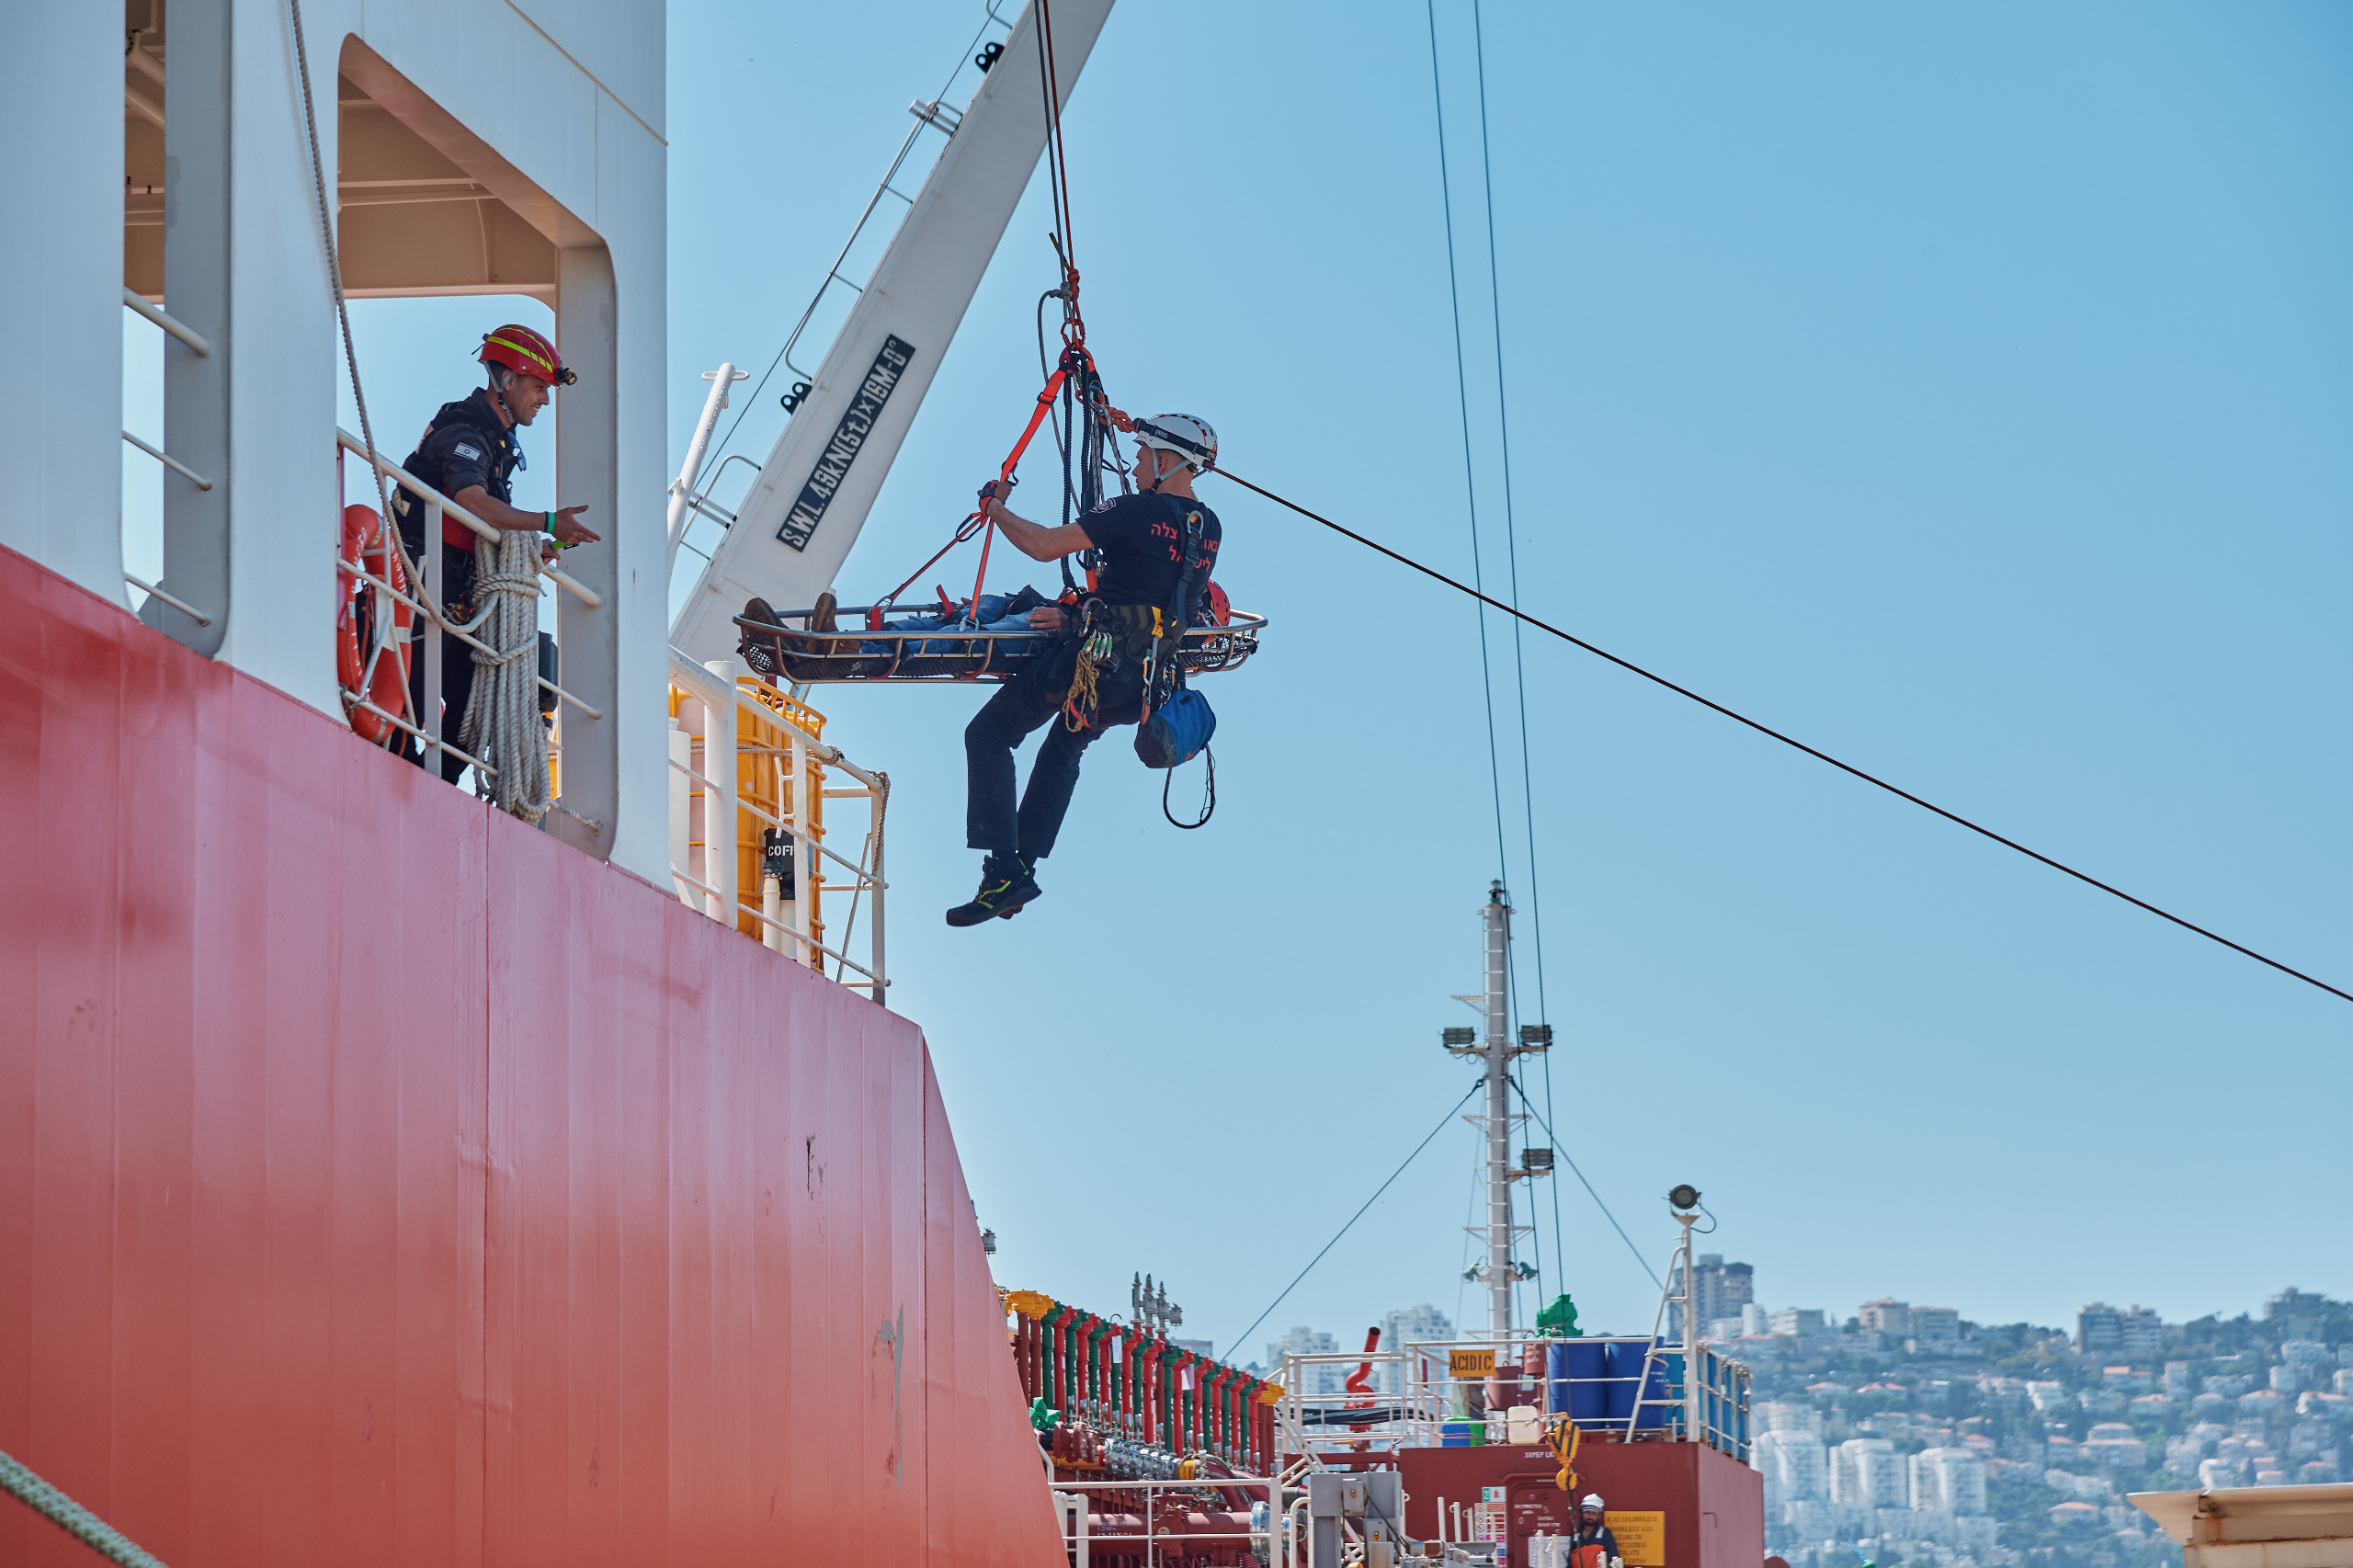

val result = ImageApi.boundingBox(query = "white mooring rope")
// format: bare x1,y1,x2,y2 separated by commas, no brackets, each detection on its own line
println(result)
1,1449,171,1568
457,528,554,822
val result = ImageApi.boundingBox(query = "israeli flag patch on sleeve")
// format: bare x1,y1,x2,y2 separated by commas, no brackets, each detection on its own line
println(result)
454,442,483,461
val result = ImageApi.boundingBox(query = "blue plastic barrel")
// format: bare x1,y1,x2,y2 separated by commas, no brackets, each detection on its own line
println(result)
1607,1338,1674,1426
1440,1419,1472,1448
1551,1339,1608,1421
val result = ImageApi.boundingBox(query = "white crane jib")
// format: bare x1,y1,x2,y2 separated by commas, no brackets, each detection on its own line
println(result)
669,0,1117,666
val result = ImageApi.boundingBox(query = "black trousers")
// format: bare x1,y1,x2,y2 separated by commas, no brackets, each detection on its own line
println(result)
964,647,1142,859
404,542,476,784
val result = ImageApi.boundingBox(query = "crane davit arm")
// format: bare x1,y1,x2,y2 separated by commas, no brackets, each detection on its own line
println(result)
669,0,1119,666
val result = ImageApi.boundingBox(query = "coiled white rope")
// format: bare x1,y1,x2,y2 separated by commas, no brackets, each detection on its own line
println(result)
456,528,553,822
1,1449,171,1568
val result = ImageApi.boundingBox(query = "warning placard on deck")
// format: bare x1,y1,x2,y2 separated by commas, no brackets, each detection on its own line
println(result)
1449,1348,1495,1377
1608,1511,1665,1566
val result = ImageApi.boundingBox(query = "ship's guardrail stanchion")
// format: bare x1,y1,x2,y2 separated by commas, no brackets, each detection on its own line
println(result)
665,651,887,1002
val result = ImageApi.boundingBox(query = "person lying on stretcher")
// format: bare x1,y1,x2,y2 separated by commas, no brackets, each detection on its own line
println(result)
863,585,1058,654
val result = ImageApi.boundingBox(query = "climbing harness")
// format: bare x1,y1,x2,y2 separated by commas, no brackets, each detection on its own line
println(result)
1060,602,1113,732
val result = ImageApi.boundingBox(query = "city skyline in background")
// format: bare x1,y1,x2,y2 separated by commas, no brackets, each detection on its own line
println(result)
1170,1270,2335,1380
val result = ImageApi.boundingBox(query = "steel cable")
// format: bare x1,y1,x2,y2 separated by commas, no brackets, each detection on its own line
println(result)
1510,1078,1662,1290
1423,0,1514,891
1462,0,1569,1286
1209,466,2352,1006
1224,1083,1483,1362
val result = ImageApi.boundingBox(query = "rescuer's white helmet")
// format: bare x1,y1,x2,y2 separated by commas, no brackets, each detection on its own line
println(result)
1131,413,1218,475
1582,1494,1607,1511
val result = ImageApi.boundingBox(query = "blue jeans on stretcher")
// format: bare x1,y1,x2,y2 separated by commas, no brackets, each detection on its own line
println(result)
964,647,1143,859
869,590,1040,653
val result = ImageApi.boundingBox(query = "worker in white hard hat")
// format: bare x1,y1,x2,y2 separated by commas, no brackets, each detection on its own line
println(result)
948,414,1222,926
1567,1494,1621,1568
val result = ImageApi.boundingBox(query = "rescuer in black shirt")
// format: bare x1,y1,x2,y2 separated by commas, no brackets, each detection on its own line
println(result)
391,324,598,781
948,413,1222,926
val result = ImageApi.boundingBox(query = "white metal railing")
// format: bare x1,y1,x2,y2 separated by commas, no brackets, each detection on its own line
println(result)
338,428,603,605
333,429,605,790
1050,1475,1280,1568
121,571,211,627
122,429,210,490
666,652,887,1001
122,288,211,357
120,429,215,624
1275,1348,1450,1460
664,365,747,577
1275,1334,1751,1467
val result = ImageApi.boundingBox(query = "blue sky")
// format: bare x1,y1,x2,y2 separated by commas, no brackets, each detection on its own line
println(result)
250,0,2353,1365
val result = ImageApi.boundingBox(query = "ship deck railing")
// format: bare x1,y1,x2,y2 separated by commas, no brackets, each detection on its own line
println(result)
1051,1477,1282,1568
665,652,887,1002
332,428,608,804
1274,1335,1750,1466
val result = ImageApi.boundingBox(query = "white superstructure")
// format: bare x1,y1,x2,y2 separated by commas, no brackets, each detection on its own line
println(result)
3,0,672,876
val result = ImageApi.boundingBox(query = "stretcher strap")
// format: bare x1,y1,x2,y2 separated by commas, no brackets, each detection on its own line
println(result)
966,357,1086,624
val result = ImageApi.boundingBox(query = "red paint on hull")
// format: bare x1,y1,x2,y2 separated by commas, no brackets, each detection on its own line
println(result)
0,547,1058,1565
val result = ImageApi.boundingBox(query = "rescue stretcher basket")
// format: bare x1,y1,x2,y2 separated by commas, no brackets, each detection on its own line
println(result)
733,606,1267,685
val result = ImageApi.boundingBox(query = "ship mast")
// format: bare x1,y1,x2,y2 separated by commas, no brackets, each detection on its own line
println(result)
1482,881,1513,1340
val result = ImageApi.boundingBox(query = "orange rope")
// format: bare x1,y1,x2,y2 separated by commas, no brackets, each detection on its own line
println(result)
966,363,1076,618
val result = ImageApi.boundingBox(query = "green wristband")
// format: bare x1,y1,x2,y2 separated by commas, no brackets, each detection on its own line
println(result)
543,510,556,535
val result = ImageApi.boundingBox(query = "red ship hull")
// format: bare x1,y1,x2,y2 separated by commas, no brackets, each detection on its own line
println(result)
0,547,1059,1564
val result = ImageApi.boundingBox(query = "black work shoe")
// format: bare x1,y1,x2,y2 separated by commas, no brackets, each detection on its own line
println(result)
811,589,839,635
945,856,1041,927
741,597,784,679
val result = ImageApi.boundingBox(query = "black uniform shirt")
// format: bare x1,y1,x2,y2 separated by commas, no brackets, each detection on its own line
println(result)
393,389,523,555
1078,492,1222,614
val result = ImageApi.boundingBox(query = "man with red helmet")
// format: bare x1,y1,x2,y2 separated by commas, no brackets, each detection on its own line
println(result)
391,324,601,780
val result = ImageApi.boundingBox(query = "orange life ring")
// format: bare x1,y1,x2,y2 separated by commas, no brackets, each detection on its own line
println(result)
336,503,413,744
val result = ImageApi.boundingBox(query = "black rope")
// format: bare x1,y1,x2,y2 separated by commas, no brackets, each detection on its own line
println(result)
1209,466,2353,1007
1423,0,1514,892
1163,748,1214,829
1224,1084,1482,1359
1031,0,1080,306
1461,0,1568,1291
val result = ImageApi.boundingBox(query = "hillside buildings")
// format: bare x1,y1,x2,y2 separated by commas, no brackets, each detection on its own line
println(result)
1756,1404,1997,1561
2077,1303,2166,1358
1266,1325,1345,1395
1374,1303,1456,1395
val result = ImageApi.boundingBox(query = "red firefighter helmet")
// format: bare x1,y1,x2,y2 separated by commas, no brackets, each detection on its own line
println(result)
478,324,575,387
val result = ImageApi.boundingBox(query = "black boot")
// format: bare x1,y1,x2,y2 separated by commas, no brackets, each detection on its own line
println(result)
946,854,1041,926
741,597,784,679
